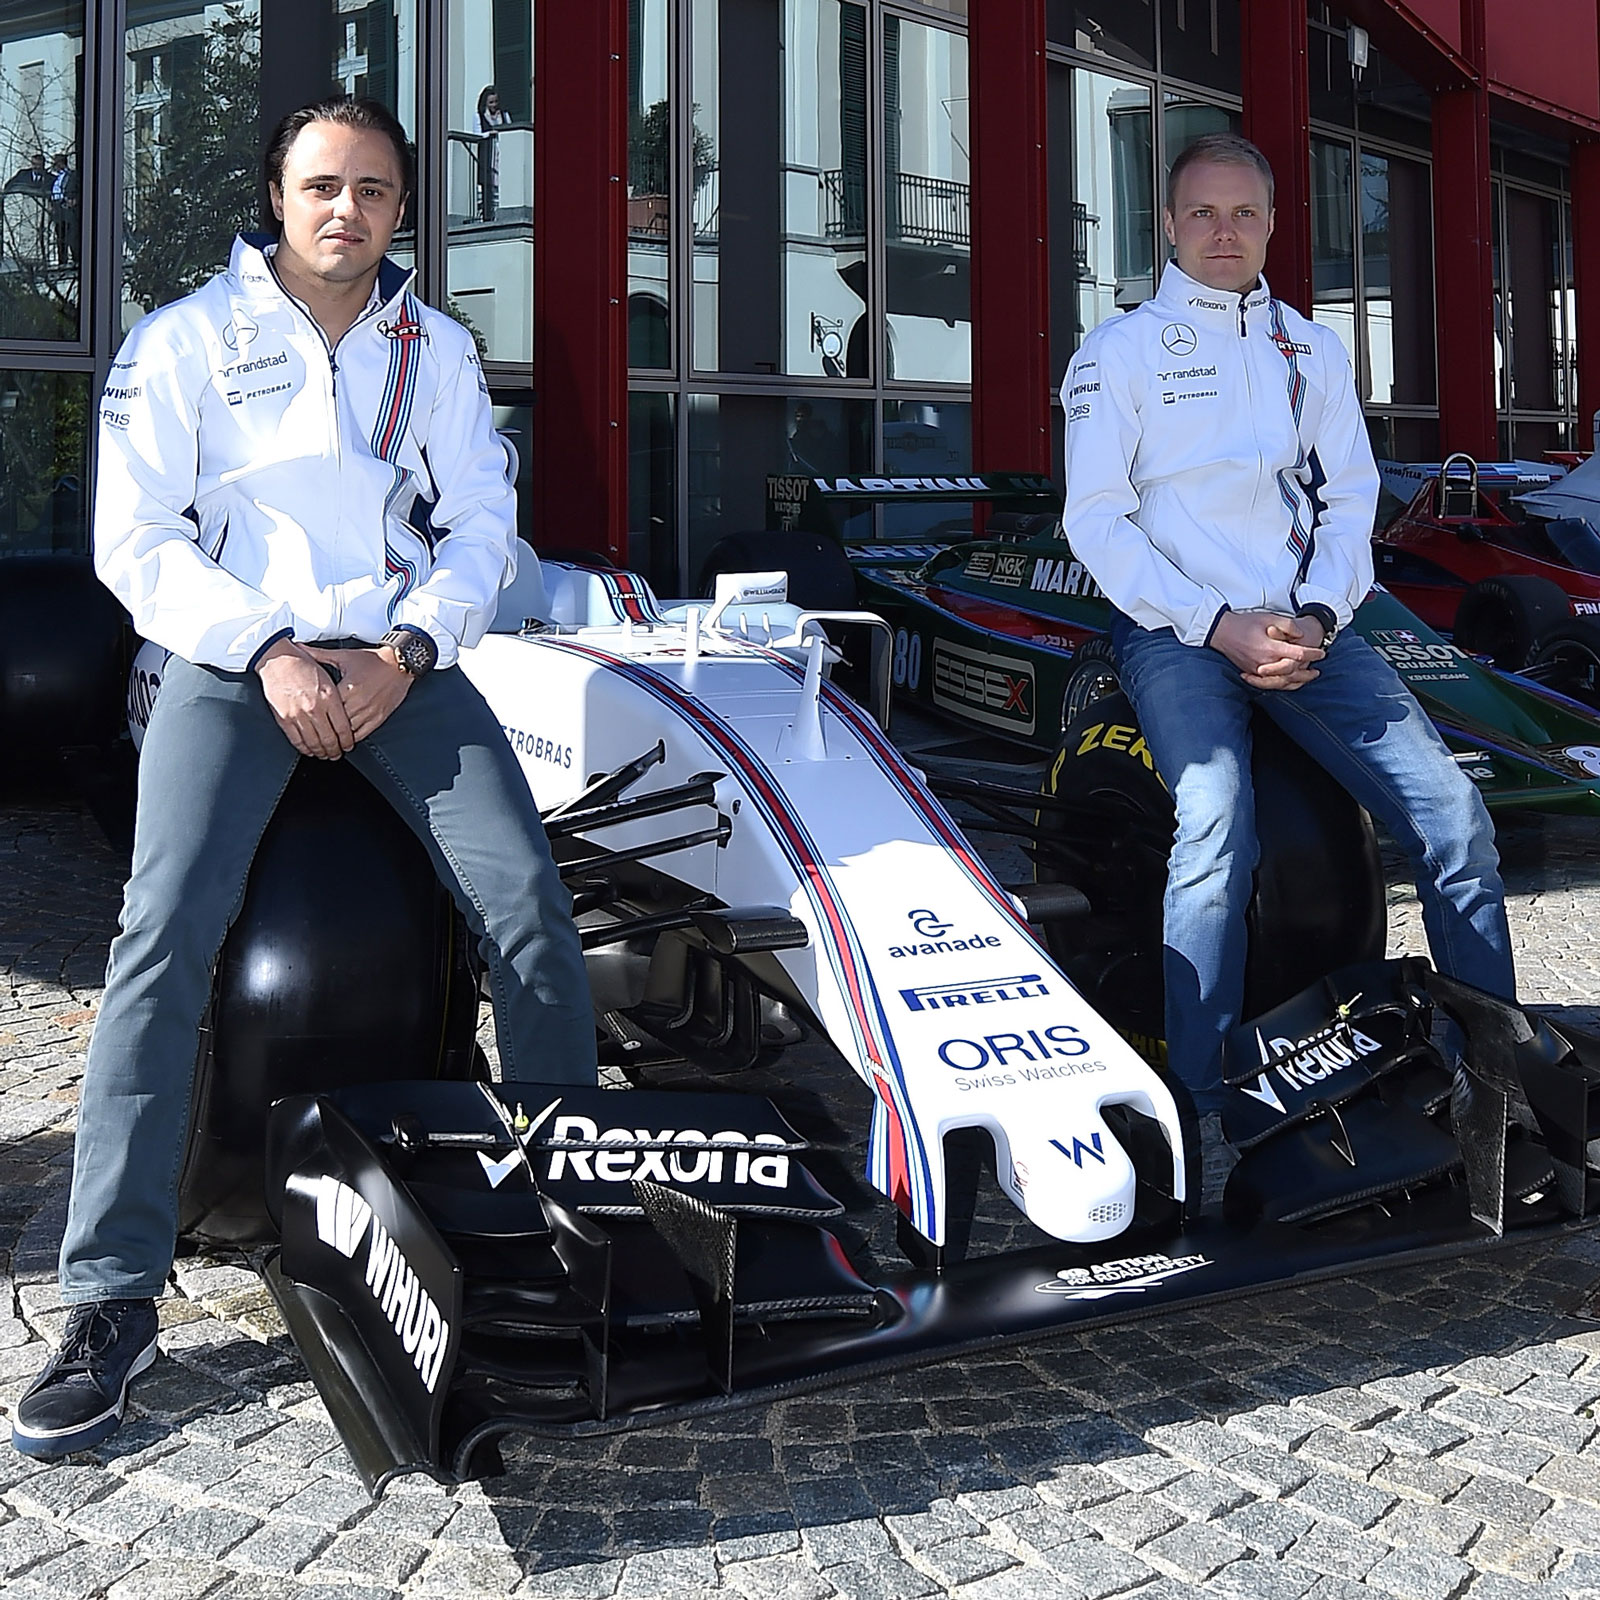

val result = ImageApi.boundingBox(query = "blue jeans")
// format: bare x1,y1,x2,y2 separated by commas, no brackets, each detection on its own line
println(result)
1116,621,1514,1115
60,653,596,1304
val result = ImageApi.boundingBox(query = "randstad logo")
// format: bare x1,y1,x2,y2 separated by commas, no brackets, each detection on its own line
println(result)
313,1175,451,1393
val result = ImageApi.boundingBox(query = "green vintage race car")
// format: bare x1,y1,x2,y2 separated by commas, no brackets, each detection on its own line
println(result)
789,479,1600,818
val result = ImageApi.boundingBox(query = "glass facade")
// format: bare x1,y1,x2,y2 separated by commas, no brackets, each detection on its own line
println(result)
1,2,1585,569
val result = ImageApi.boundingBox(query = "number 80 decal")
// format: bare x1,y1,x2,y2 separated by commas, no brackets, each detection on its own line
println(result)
891,629,923,690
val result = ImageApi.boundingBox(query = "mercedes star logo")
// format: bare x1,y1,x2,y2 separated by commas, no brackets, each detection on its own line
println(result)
1161,323,1198,355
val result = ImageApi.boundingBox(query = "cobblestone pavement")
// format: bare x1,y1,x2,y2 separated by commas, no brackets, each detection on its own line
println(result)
7,754,1600,1600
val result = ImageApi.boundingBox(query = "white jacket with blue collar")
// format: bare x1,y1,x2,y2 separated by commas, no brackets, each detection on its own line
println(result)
1059,261,1380,647
94,232,515,671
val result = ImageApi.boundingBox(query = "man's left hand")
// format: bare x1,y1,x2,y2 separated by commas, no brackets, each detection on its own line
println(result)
304,646,413,741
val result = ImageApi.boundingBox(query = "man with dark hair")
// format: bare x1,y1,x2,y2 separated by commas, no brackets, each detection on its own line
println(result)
1060,133,1514,1205
11,97,595,1459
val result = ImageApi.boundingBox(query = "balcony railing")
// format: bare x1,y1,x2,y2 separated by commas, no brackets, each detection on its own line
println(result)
823,169,970,248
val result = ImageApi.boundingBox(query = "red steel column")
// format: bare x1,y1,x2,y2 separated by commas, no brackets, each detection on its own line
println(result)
532,1,627,561
969,0,1051,473
1241,0,1312,314
1431,0,1498,460
1574,144,1600,450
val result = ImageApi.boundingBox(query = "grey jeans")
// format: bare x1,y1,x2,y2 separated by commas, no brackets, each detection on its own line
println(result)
60,652,596,1303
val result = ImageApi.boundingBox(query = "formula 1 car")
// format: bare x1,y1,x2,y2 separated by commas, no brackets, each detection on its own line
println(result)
775,474,1600,820
90,554,1598,1494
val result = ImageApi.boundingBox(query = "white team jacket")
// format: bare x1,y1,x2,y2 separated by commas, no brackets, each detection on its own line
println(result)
95,234,516,672
1059,262,1380,647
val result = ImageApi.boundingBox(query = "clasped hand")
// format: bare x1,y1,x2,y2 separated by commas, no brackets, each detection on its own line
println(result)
1210,610,1326,690
254,639,411,758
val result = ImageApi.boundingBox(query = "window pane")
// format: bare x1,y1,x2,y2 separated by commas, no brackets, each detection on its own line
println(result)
491,397,533,538
447,2,532,364
883,15,970,384
0,370,90,554
1505,186,1559,415
124,3,261,327
1160,0,1240,96
692,0,869,378
1046,1,1155,69
1362,151,1434,406
1066,69,1153,363
1311,137,1356,369
629,390,676,590
686,392,871,581
0,4,84,340
882,397,970,540
628,0,672,369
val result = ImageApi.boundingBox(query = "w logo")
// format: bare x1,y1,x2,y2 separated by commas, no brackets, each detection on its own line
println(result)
1051,1132,1106,1168
314,1176,373,1259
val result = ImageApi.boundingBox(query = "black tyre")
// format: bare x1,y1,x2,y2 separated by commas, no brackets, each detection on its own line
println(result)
1452,574,1572,667
1522,616,1600,708
1036,690,1386,1066
697,529,856,611
1060,636,1121,734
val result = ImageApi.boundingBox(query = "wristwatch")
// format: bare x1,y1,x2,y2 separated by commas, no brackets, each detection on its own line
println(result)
381,626,438,677
1296,603,1339,648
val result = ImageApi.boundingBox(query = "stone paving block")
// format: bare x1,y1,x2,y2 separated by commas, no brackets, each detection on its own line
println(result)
66,1485,174,1547
7,1462,117,1521
1217,1498,1317,1559
6,1541,144,1600
1297,1424,1394,1481
1221,1444,1315,1499
1440,1436,1554,1483
912,1534,1016,1588
1363,1375,1456,1411
1140,1519,1251,1583
1447,1474,1551,1532
1228,1409,1322,1453
407,1541,527,1595
137,1443,244,1496
1152,1467,1255,1521
137,1503,261,1561
1531,1451,1600,1504
1507,1371,1600,1415
1040,1536,1156,1598
941,1568,1062,1600
800,1517,896,1569
812,1554,939,1600
1370,1412,1471,1460
127,1363,236,1425
721,1554,833,1600
1378,1499,1483,1557
1433,1390,1530,1435
179,1405,286,1451
789,1479,880,1528
1097,1453,1187,1494
1465,1527,1560,1583
246,1416,341,1469
1532,1495,1600,1550
1208,1556,1322,1599
992,1504,1089,1554
1075,1491,1183,1550
1465,1574,1552,1600
884,1498,982,1551
1363,1544,1476,1600
103,1556,234,1599
1286,1519,1387,1581
0,1512,76,1577
955,1486,1040,1523
1032,1464,1120,1512
270,1474,372,1531
1143,1419,1249,1467
1506,1406,1596,1455
225,1518,330,1576
1293,1388,1400,1431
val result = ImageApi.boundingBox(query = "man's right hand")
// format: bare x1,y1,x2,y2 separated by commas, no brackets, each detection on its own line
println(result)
254,638,356,759
1210,610,1325,691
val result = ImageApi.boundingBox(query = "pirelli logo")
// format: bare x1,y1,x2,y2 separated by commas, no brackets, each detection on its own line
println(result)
931,641,1035,736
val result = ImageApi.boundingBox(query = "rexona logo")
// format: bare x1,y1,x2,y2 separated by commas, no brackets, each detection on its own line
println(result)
901,973,1049,1013
545,1115,791,1189
1241,1018,1383,1111
312,1176,452,1393
1036,1252,1211,1300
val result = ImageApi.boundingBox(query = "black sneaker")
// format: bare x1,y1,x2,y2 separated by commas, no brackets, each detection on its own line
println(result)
11,1299,159,1458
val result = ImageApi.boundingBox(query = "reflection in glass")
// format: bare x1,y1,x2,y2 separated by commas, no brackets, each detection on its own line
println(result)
491,401,533,539
686,392,870,582
629,0,673,369
447,1,532,364
629,390,675,590
1045,1,1154,69
692,0,868,378
1504,185,1559,415
1160,0,1240,96
1071,70,1152,340
882,15,970,384
0,370,90,554
1310,137,1355,368
1363,151,1434,406
882,398,970,541
123,2,261,328
0,4,83,340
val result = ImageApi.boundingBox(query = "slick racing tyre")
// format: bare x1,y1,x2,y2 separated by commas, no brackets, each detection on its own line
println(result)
1452,574,1572,668
697,528,856,611
1521,617,1600,710
1060,636,1121,734
1036,690,1386,1067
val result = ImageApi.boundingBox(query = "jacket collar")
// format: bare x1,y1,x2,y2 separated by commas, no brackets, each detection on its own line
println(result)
1154,261,1273,329
227,232,417,324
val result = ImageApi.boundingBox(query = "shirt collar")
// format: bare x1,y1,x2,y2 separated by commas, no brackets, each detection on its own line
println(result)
1155,260,1273,325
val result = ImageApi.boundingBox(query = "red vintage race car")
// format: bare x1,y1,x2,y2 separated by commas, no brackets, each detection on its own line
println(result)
1372,453,1600,667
